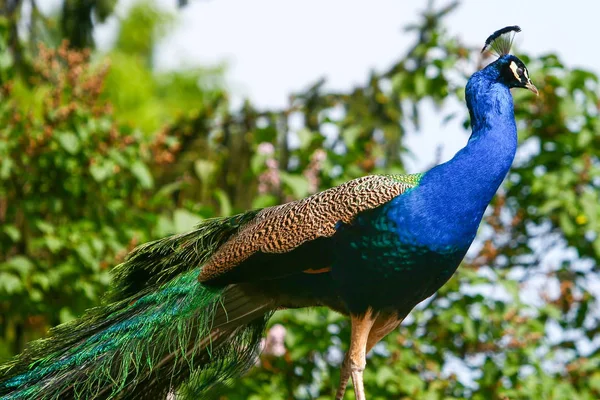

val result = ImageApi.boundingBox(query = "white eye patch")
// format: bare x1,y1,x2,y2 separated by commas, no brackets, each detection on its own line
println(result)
509,61,521,81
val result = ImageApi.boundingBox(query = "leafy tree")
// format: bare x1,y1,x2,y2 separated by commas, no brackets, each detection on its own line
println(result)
0,41,157,358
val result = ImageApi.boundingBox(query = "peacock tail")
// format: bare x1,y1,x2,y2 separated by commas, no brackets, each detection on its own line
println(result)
0,212,273,400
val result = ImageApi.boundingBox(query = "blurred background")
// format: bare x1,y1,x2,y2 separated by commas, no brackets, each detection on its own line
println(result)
1,0,599,398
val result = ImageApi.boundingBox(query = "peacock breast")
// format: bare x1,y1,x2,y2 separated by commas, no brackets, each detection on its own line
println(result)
331,194,471,314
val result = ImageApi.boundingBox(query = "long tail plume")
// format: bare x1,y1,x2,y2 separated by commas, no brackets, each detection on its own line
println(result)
0,213,273,399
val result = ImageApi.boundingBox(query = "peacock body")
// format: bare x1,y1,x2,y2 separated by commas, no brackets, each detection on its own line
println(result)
0,27,537,400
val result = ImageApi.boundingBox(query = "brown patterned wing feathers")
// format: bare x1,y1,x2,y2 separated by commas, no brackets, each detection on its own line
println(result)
198,174,420,283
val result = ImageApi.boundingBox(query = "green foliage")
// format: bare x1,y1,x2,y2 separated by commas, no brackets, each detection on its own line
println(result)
60,0,117,49
102,1,225,134
0,41,158,358
0,1,599,399
115,0,173,60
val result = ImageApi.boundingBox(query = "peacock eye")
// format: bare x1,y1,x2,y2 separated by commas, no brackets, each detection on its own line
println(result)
517,68,524,77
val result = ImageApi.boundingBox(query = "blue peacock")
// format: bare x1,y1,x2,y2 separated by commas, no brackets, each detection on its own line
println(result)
0,26,537,400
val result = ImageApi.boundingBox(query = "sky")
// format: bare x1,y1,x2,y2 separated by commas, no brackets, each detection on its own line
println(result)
38,0,600,170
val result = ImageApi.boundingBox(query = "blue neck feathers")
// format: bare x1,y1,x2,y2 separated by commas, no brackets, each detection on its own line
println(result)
389,62,518,251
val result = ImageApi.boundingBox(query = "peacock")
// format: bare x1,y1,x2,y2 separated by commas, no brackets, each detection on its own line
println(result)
0,26,537,400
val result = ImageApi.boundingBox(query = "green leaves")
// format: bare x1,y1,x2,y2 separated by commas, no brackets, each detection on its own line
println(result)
0,273,22,295
173,209,203,233
1,256,34,278
89,160,115,182
280,172,310,198
57,131,81,154
130,160,154,189
2,225,20,242
0,36,167,361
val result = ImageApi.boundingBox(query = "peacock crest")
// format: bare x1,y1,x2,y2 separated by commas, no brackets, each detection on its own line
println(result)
481,25,521,57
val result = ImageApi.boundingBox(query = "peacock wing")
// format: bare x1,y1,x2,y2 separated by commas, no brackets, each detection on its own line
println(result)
199,174,421,284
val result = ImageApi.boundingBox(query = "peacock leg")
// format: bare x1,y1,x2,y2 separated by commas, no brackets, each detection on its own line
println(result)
335,313,402,400
365,314,402,352
335,309,377,400
335,356,351,400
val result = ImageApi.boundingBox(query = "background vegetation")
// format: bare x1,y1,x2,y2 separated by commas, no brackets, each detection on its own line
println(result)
1,1,599,399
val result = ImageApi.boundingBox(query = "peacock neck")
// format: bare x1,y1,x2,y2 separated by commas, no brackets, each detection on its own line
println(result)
433,73,518,207
395,70,518,251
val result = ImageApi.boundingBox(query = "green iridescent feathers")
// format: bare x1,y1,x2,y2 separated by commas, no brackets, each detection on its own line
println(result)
0,213,267,399
110,211,260,301
384,173,423,186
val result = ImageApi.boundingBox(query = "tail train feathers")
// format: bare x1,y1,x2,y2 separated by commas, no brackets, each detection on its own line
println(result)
0,212,274,400
109,211,260,301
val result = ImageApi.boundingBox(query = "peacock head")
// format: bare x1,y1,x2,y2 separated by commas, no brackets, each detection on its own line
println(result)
491,54,538,95
480,26,538,95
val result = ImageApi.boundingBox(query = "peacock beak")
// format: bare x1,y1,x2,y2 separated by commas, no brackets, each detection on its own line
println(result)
525,81,538,96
